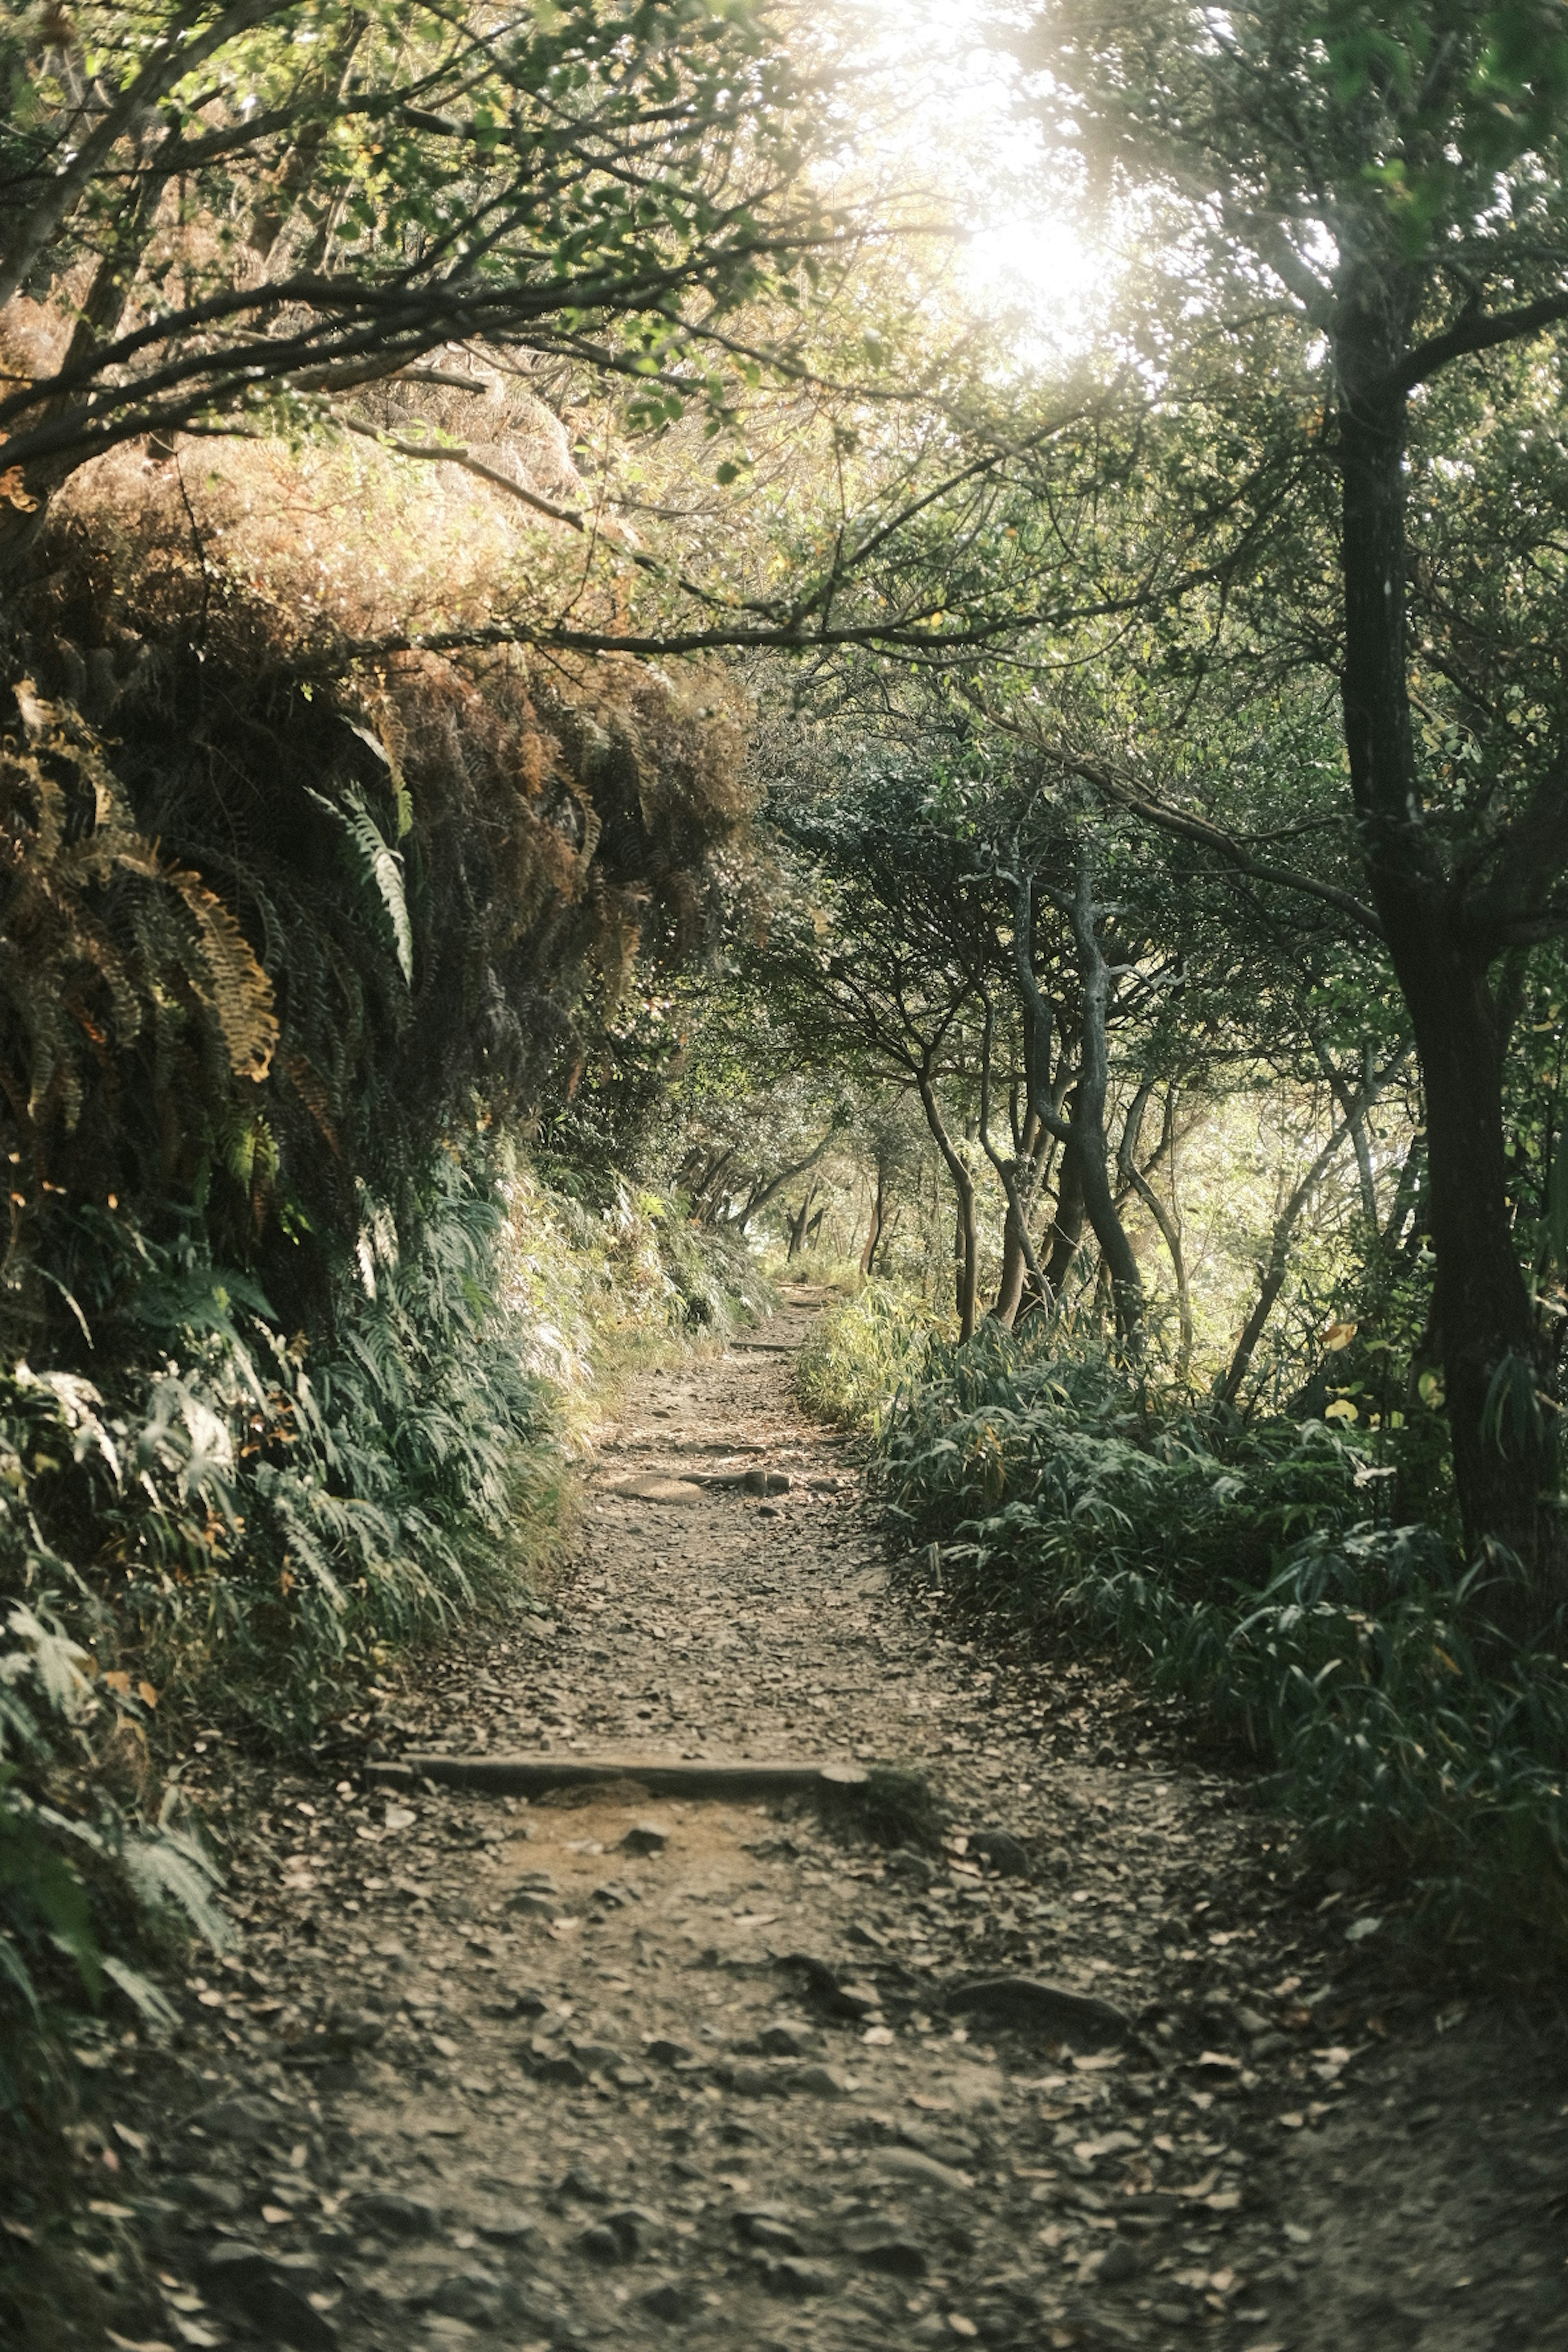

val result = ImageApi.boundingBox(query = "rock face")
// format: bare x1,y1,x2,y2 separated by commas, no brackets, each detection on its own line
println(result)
87,1294,1568,2352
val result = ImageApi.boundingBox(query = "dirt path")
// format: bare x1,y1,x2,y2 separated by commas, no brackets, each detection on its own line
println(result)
67,1296,1568,2352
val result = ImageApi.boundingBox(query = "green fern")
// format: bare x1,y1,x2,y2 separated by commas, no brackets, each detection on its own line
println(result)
305,786,414,985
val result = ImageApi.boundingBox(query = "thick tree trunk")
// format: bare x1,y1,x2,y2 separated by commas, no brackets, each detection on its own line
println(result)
1338,309,1558,1610
1391,925,1552,1591
992,1203,1028,1326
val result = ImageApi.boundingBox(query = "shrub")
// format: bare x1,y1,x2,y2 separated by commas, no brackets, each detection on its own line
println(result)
795,1279,949,1430
878,1323,1568,1964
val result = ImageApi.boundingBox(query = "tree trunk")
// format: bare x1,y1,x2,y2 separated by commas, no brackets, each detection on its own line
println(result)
1066,852,1144,1361
1337,306,1558,1609
859,1163,886,1278
786,1182,816,1259
1388,924,1552,1591
977,1006,1049,1326
916,1071,978,1342
1044,1129,1087,1294
992,1202,1027,1325
1218,1131,1346,1409
1124,1161,1192,1376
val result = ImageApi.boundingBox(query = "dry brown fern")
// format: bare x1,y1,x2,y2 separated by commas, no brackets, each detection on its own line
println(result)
0,683,278,1156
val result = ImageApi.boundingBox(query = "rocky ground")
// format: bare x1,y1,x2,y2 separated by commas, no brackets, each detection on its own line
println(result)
32,1290,1568,2352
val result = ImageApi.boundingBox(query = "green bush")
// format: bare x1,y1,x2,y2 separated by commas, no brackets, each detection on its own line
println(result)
0,1143,772,2117
795,1279,949,1429
882,1319,1366,1602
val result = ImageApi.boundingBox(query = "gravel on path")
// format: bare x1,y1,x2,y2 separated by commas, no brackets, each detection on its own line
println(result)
64,1289,1568,2352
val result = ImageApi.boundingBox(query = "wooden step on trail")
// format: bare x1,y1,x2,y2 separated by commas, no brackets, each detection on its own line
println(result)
366,1753,872,1799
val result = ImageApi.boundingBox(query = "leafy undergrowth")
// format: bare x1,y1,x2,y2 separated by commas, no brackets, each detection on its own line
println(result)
793,1277,949,1429
0,1149,763,2144
875,1321,1568,1975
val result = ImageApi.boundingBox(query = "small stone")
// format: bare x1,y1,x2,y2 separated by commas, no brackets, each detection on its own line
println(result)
567,2038,621,2074
866,2147,971,2194
176,2176,245,2217
476,2214,547,2255
644,2037,696,2067
620,1823,670,1856
560,2166,609,2203
1090,2238,1141,2285
323,2005,385,2050
968,1831,1031,1877
841,2216,927,2277
642,2279,699,2323
728,2062,782,2096
790,2063,852,2098
526,2041,587,2086
742,1468,791,1495
738,2214,802,2254
508,1891,564,1922
833,1982,883,2020
198,2245,336,2350
603,2206,663,2258
189,2096,280,2147
578,2224,624,2264
608,1474,705,1503
589,1881,639,1909
758,2022,814,2058
417,2270,510,2328
350,2190,439,2238
766,2257,836,2296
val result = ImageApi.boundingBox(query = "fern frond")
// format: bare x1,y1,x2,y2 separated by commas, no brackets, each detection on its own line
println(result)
305,787,414,984
158,865,280,1082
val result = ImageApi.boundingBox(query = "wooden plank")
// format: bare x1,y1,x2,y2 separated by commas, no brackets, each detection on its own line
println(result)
726,1339,797,1354
366,1754,871,1799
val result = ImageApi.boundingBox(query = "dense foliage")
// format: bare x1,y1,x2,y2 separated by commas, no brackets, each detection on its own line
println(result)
839,1303,1567,1963
9,0,1568,2248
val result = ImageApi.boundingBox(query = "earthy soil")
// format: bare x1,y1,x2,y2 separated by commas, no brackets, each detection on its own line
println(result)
38,1290,1568,2352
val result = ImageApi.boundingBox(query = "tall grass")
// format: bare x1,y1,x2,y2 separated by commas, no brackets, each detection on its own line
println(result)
875,1320,1568,1966
795,1279,949,1429
0,1148,762,2121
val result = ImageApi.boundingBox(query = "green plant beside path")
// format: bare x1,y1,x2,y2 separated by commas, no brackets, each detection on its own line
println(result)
875,1321,1568,1969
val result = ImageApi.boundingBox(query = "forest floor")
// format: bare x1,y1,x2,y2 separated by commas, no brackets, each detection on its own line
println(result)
66,1287,1568,2352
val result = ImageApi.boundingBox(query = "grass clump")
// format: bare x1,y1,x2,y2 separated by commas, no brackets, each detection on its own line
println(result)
879,1321,1568,1967
794,1278,949,1430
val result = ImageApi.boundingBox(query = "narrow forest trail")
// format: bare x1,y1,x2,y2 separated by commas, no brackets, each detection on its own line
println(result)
96,1294,1568,2352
